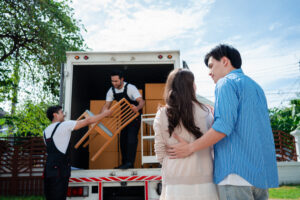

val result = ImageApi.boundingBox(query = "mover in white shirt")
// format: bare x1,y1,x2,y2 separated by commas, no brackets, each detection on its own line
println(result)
43,105,111,200
101,70,145,169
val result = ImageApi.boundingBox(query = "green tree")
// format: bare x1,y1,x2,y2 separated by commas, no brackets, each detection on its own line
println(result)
0,0,87,113
0,101,51,136
0,67,13,102
269,98,300,133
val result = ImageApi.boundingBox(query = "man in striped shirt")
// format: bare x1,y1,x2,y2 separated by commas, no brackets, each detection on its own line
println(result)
168,44,278,200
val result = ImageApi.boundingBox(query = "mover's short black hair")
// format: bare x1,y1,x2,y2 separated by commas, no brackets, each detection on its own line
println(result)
46,105,62,121
110,70,124,79
204,44,242,69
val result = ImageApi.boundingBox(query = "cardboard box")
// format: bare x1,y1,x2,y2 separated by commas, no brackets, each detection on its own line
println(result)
138,89,146,114
89,100,118,168
89,100,118,152
145,83,165,100
145,99,165,114
134,151,142,168
89,151,118,169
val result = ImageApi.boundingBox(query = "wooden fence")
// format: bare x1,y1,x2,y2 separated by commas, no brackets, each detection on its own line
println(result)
0,137,46,196
273,130,298,161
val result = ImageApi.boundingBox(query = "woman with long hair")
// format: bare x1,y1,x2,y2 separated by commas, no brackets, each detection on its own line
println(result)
154,68,218,200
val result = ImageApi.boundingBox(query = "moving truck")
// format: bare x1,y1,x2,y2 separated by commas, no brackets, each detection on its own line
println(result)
62,51,212,200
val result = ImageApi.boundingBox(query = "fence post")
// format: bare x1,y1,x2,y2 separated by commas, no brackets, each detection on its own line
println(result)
291,127,300,162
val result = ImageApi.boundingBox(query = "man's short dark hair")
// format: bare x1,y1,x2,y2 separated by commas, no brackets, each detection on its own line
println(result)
110,70,124,79
204,44,242,69
46,105,62,121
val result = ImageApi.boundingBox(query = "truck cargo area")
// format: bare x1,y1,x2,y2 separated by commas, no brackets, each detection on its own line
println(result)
70,64,174,169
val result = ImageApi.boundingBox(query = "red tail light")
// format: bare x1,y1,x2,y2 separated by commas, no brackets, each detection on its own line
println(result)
67,186,89,197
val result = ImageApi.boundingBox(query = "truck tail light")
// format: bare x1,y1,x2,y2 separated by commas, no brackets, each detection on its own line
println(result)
67,186,89,197
74,56,80,60
84,55,89,60
158,55,163,59
167,55,172,59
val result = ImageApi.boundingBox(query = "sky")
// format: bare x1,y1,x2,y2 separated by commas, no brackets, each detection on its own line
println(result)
69,0,300,108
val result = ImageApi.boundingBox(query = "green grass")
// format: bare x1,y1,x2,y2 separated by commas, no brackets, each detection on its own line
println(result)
0,197,44,200
269,185,300,199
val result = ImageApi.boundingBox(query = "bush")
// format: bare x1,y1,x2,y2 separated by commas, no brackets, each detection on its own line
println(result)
269,98,300,133
0,101,51,136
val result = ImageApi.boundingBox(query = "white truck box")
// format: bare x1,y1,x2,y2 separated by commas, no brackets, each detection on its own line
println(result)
63,51,181,200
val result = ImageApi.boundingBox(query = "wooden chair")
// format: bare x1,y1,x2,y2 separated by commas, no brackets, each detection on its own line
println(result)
74,98,140,162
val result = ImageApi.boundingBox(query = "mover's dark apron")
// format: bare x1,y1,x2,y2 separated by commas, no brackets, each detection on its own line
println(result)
112,83,141,165
43,123,71,200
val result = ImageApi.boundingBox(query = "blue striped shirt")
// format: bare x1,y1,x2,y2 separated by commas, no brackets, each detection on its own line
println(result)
212,69,279,189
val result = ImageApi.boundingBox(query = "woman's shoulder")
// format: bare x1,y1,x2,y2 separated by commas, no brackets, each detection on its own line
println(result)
155,105,167,116
154,105,169,121
193,102,213,118
193,101,208,111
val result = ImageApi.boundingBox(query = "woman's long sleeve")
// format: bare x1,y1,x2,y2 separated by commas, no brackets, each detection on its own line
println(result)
153,109,167,164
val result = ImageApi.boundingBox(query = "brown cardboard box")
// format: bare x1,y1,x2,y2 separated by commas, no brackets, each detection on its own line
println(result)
89,100,118,152
138,89,146,114
145,83,165,100
145,99,165,114
88,123,120,169
88,127,119,153
89,151,118,169
89,100,119,168
134,151,142,168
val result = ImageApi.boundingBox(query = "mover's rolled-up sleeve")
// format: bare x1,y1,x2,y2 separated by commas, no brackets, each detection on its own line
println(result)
212,79,238,136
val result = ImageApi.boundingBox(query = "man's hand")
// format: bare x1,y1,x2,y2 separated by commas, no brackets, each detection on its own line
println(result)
131,105,139,113
103,109,112,117
206,104,214,115
167,134,193,159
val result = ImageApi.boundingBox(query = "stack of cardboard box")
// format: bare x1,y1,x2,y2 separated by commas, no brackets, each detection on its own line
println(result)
145,83,165,114
88,84,166,169
142,84,165,161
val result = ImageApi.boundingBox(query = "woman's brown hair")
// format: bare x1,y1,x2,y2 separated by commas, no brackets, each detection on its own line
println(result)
164,68,208,138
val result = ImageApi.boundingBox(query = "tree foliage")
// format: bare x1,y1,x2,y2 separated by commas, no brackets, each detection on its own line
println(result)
0,0,86,111
269,98,300,133
0,67,13,102
0,101,51,136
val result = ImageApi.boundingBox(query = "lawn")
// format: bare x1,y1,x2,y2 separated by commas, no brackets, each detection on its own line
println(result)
269,185,300,199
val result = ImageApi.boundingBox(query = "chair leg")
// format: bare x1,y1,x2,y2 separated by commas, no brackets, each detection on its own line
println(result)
91,139,113,162
74,128,94,149
83,132,98,148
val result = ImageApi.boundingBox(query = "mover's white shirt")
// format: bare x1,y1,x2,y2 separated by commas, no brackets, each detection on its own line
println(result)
43,121,77,154
106,82,141,102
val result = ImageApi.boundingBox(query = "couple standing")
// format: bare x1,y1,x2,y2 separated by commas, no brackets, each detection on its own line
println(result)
153,44,279,200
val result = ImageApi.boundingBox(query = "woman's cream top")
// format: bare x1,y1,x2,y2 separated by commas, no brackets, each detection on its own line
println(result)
153,103,214,185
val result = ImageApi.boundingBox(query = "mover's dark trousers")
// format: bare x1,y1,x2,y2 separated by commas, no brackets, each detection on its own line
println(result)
120,117,141,165
44,175,69,200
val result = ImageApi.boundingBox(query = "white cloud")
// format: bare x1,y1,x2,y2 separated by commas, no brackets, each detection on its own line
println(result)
269,22,282,31
70,0,213,51
182,39,300,107
68,0,299,108
241,40,300,83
